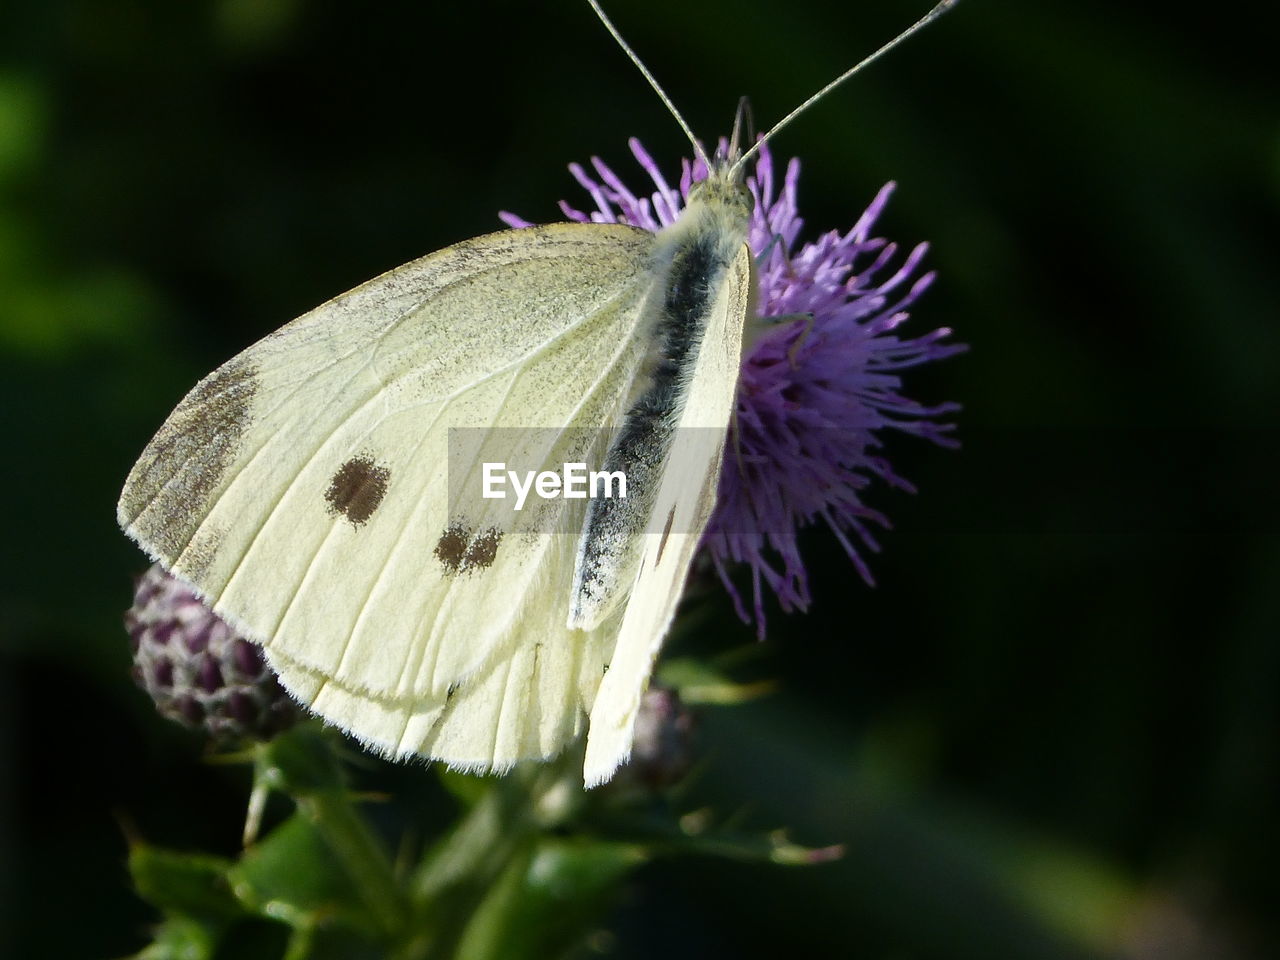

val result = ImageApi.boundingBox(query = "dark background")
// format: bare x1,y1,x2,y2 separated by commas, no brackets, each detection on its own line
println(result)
2,0,1277,957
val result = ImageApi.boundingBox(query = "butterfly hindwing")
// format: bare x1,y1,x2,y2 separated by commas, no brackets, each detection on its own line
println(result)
263,529,611,768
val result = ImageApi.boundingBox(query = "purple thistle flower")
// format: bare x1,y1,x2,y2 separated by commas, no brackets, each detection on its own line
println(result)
502,138,964,635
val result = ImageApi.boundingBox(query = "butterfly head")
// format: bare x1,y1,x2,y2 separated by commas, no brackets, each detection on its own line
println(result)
687,161,754,224
686,97,756,222
674,157,754,262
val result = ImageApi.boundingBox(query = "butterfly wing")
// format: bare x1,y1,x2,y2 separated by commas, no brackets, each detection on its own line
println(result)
119,222,655,768
262,532,610,766
583,240,753,786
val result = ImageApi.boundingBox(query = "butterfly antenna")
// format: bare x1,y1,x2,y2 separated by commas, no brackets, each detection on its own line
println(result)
731,0,961,177
587,0,710,169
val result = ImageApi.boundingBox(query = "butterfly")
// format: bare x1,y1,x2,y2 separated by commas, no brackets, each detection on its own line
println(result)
117,0,956,786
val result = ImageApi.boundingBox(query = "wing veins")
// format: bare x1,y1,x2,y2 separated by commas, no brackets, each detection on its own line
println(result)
128,289,429,541
149,237,645,582
211,351,398,614
392,293,652,700
213,272,645,619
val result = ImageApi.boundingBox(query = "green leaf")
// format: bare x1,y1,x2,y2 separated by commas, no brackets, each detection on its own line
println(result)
128,844,242,923
586,804,842,866
228,814,377,936
258,725,346,797
254,727,408,935
656,655,775,705
455,839,647,960
130,917,219,960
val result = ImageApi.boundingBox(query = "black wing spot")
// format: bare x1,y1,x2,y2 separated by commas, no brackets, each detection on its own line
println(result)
434,522,470,573
434,522,503,574
655,507,677,565
325,456,391,526
463,528,502,570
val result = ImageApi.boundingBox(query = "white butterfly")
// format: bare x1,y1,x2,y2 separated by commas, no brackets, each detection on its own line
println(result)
117,1,956,786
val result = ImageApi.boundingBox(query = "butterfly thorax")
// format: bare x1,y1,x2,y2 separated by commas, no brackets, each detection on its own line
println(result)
653,164,753,269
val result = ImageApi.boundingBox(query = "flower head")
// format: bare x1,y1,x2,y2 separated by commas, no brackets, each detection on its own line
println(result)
127,563,299,740
503,139,964,634
612,686,698,791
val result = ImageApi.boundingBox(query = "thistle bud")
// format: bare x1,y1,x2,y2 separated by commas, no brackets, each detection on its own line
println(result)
621,686,697,789
126,564,298,741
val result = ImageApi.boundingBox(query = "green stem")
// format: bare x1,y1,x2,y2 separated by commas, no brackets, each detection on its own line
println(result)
259,728,409,937
295,787,408,935
401,760,580,960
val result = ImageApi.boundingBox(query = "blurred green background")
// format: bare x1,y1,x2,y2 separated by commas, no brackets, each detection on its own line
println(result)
2,0,1277,956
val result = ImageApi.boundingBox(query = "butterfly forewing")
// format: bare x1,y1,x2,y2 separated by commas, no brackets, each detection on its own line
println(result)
119,223,655,765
